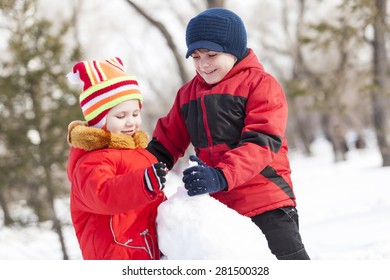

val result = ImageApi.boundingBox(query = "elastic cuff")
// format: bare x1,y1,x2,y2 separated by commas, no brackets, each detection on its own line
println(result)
277,247,310,260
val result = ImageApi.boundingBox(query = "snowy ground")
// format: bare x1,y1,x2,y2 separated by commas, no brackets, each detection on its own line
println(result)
0,137,389,260
291,138,390,260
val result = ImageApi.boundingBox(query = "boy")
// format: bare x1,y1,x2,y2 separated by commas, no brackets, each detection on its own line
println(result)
147,8,310,260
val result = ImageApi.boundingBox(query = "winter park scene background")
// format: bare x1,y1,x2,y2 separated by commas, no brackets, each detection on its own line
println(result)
1,0,390,273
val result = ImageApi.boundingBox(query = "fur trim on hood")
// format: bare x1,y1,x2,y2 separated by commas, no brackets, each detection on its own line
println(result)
67,120,148,151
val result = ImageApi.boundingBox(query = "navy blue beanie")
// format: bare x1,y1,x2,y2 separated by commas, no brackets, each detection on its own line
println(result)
185,8,247,60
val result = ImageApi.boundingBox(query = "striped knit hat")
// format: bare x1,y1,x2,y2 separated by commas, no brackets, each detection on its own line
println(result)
67,57,142,129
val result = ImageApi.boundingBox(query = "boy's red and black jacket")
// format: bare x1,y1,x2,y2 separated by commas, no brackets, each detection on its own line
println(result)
147,49,296,217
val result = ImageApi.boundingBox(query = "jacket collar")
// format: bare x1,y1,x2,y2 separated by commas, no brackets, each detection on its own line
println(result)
67,120,148,151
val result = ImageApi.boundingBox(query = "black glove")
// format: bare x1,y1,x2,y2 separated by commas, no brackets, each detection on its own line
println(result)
144,162,167,192
182,155,227,196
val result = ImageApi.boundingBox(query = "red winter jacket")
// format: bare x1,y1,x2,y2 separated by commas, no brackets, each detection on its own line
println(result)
67,122,165,260
147,49,296,217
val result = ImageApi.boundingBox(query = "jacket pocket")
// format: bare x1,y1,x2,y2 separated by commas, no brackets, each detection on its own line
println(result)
278,206,299,228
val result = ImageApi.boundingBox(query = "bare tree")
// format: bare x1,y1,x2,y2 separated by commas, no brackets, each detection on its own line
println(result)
123,0,191,84
122,0,227,85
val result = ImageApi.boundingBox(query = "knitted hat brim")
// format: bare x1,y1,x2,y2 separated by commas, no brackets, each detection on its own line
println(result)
185,40,224,58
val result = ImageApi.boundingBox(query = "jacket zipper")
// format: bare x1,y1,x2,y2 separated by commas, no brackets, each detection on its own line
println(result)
140,229,154,259
110,216,155,259
200,96,215,165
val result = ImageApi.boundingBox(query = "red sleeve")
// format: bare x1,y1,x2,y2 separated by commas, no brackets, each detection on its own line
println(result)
152,91,191,164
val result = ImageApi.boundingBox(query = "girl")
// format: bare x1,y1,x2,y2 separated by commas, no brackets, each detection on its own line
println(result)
67,57,166,260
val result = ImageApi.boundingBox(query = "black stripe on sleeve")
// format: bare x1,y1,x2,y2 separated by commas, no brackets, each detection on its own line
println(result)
240,131,283,153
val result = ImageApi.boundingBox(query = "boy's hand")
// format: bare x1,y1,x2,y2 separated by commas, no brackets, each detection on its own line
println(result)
145,162,167,192
182,155,227,196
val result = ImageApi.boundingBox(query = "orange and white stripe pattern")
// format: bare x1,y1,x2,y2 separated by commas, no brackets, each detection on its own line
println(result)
71,57,142,128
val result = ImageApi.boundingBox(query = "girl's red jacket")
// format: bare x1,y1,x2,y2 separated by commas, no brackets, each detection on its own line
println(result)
67,124,165,259
148,49,296,217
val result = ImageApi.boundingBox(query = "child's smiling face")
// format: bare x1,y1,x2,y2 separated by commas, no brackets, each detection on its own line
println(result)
106,99,142,136
191,49,237,85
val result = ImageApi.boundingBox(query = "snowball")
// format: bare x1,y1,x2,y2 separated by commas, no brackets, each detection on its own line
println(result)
156,186,273,260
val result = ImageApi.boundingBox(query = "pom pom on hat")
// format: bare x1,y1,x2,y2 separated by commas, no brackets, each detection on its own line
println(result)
185,8,247,60
66,71,82,85
68,57,142,129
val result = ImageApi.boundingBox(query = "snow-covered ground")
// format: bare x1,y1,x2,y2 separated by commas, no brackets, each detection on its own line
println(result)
292,137,390,260
1,136,389,261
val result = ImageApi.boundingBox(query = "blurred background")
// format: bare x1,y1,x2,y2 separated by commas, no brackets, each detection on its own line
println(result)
0,0,389,260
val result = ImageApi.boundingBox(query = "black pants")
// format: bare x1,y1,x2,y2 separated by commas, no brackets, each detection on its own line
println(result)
251,207,310,260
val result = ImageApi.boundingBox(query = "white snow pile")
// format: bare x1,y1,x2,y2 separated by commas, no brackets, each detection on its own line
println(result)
156,186,273,260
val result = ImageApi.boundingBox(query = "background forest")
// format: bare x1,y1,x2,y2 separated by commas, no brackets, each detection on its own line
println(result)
0,0,389,260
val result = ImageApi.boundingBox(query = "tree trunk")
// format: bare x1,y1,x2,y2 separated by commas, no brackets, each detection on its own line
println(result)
371,0,390,166
207,0,226,8
44,167,69,260
290,98,313,156
289,0,313,156
0,190,14,226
